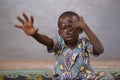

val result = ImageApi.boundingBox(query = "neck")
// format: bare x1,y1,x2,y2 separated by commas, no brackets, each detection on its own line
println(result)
65,40,78,49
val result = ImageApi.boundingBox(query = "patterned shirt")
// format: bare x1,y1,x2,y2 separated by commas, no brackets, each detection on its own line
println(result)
48,35,98,79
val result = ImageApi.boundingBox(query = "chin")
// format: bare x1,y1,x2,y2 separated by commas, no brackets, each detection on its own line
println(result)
65,39,75,44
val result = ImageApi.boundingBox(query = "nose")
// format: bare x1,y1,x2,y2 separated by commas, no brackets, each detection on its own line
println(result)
65,28,71,35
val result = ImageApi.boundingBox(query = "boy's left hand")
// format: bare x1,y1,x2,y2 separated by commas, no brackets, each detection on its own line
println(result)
78,16,87,30
67,16,87,31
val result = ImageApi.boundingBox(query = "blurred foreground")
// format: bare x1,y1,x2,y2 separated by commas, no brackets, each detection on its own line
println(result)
0,59,120,70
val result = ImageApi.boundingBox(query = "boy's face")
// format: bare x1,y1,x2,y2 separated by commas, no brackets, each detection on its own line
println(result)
58,16,80,44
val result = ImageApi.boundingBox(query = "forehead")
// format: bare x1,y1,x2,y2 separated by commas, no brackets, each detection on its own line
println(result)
58,13,80,28
60,16,77,24
61,15,76,21
59,18,70,28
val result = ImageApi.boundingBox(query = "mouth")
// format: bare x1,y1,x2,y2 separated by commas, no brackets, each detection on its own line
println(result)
65,37,74,41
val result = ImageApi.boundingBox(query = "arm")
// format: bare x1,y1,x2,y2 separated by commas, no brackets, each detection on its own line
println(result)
78,17,104,55
32,33,54,50
67,17,104,55
83,23,104,55
15,12,54,49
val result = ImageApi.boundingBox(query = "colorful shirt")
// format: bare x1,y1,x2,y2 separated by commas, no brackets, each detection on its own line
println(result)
48,35,98,80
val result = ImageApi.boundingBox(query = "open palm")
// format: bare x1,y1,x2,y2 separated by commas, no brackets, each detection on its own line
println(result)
15,13,38,36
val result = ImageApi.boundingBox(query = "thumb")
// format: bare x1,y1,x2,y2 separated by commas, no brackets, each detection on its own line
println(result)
35,28,39,33
80,16,84,22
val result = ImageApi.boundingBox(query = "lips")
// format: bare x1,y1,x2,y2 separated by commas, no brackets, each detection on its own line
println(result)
65,37,74,41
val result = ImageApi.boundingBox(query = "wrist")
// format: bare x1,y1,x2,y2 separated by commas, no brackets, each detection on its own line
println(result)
31,32,38,37
82,24,88,30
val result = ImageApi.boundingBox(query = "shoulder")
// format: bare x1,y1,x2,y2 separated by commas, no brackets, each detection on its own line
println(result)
78,36,90,44
54,35,65,45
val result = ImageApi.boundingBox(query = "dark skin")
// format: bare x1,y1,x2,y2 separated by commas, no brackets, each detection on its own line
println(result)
59,15,104,54
15,12,104,55
58,16,82,49
15,13,54,50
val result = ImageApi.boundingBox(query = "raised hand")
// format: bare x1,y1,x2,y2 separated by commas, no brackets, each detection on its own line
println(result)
78,16,87,29
15,12,38,36
67,16,87,30
64,16,86,34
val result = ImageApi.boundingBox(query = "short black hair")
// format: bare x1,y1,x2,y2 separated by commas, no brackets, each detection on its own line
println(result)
58,11,80,28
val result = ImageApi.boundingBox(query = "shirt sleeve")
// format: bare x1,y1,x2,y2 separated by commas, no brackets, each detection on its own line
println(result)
82,37,99,57
47,35,65,55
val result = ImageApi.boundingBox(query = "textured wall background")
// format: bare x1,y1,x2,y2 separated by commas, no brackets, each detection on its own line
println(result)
0,0,120,60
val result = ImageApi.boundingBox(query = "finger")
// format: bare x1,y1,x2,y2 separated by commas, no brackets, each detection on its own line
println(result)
69,26,77,33
80,16,84,22
15,25,23,29
67,18,73,23
35,28,39,33
30,16,34,25
22,12,29,22
17,16,25,24
65,19,72,26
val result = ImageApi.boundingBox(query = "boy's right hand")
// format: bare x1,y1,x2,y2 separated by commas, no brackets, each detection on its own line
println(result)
15,12,38,36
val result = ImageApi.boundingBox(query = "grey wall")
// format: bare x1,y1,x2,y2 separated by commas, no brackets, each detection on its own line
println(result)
0,0,120,60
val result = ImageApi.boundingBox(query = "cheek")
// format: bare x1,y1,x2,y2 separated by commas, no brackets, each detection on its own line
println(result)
59,30,65,36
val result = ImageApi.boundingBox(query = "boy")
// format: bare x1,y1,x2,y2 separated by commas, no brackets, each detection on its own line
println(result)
15,11,104,80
